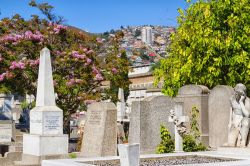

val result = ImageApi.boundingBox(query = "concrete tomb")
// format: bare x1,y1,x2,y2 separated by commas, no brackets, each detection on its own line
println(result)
176,85,210,146
128,95,174,154
81,102,117,157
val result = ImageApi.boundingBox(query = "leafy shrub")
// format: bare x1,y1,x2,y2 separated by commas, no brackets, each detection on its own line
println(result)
156,124,174,154
68,153,77,158
183,107,207,152
183,135,206,152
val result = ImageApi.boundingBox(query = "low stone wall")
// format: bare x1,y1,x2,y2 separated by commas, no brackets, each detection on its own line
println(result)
0,152,22,166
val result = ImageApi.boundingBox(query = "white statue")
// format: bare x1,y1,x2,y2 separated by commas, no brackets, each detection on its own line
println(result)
226,83,250,147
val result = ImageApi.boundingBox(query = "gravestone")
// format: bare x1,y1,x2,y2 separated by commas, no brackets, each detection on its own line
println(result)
209,85,234,148
117,122,125,144
0,120,13,143
117,88,126,121
176,85,210,146
17,48,68,165
169,102,189,152
128,95,174,154
0,94,15,156
0,94,14,120
12,101,22,124
118,143,140,166
81,102,117,157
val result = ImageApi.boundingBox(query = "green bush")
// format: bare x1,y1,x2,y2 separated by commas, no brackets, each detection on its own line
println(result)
156,107,207,153
183,135,206,152
68,153,77,158
156,124,174,154
183,107,207,152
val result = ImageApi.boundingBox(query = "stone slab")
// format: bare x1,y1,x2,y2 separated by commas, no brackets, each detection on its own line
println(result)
81,102,117,157
23,134,68,156
208,85,234,148
128,95,175,154
176,85,210,146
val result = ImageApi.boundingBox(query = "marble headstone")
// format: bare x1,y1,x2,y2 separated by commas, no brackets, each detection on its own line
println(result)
81,102,117,157
209,85,234,148
128,95,174,154
176,85,210,145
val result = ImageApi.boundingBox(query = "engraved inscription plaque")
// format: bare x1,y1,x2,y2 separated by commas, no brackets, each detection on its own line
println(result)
44,115,60,131
0,124,12,143
88,111,102,125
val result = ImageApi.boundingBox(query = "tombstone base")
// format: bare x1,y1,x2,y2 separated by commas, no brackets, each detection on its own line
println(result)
14,153,68,166
23,134,68,156
217,146,250,155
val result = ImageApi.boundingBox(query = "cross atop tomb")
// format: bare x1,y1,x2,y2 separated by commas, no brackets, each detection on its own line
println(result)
169,102,189,152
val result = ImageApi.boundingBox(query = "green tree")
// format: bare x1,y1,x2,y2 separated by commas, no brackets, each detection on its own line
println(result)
103,32,131,103
154,0,250,96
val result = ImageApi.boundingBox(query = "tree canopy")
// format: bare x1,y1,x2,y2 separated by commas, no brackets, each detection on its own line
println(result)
154,0,250,96
0,1,130,127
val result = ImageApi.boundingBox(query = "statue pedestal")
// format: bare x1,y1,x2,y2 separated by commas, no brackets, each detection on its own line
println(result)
217,147,250,155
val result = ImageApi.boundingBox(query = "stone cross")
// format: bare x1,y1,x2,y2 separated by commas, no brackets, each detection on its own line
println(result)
169,102,189,152
117,88,126,121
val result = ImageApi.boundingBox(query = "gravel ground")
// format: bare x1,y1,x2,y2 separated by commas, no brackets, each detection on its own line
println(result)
89,155,236,166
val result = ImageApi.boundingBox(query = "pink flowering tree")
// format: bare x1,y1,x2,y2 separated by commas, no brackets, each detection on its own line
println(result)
0,1,130,131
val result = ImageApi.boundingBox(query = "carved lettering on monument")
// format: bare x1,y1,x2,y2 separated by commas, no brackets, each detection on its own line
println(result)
88,111,102,125
0,124,12,142
44,115,60,130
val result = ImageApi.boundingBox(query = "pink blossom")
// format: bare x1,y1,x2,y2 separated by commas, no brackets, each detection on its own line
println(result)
71,51,85,59
96,38,103,43
111,68,118,74
85,58,92,66
29,59,39,67
53,24,67,34
66,78,83,86
95,73,103,81
86,50,94,54
0,73,6,81
5,71,13,79
56,51,62,56
92,66,99,74
9,61,26,70
24,31,43,42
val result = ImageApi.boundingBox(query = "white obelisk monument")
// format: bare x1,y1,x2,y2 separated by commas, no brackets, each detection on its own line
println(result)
23,48,68,156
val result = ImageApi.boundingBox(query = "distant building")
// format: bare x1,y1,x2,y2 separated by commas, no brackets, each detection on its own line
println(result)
141,27,153,44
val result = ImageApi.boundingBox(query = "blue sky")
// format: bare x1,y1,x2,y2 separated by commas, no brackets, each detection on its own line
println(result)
0,0,191,33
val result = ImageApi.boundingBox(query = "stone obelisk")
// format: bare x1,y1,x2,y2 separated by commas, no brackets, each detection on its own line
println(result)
23,48,68,157
117,88,126,121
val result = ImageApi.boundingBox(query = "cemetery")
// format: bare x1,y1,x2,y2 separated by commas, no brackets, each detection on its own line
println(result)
0,0,250,166
0,47,249,166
